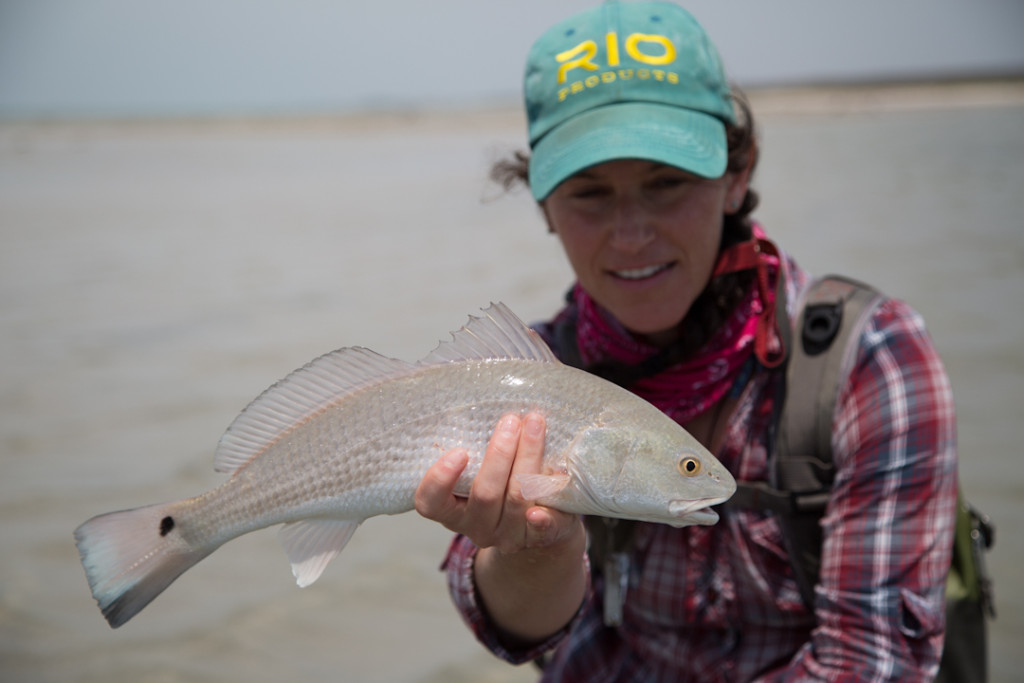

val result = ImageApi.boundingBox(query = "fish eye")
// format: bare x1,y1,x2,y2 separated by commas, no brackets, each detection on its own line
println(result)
677,456,702,477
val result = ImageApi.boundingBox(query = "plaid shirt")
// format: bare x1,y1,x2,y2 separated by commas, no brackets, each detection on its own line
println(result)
441,268,957,682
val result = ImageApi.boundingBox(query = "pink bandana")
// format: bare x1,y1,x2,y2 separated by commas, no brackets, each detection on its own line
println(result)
572,224,784,425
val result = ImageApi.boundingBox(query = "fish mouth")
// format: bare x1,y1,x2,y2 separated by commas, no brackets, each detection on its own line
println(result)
667,499,723,527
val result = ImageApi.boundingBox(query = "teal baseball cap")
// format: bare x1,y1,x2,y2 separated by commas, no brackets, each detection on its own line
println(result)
525,1,736,201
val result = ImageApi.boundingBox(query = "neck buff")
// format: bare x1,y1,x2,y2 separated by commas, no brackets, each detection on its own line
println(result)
571,224,785,426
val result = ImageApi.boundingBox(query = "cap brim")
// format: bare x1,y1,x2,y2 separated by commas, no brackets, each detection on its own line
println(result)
529,102,728,201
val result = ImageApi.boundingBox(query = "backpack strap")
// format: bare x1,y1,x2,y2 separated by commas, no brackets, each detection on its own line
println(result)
779,276,884,492
727,275,884,607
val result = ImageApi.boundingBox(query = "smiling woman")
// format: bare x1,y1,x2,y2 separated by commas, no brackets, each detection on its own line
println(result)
490,93,760,356
542,159,747,346
414,3,959,681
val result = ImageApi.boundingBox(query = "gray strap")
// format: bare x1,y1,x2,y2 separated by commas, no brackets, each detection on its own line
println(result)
777,276,884,495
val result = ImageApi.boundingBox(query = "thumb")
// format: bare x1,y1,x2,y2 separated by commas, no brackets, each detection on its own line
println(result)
524,506,584,549
415,449,468,522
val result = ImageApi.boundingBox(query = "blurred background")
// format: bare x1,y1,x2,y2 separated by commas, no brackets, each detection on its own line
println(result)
2,0,1023,118
2,1,1022,681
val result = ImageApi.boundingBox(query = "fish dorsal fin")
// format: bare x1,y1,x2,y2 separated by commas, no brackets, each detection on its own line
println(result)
213,303,552,475
420,302,560,365
213,347,415,474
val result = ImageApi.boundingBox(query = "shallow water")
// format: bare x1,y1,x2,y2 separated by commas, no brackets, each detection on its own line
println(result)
2,89,1022,681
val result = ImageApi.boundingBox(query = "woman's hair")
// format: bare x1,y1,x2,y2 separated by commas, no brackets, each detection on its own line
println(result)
491,89,761,355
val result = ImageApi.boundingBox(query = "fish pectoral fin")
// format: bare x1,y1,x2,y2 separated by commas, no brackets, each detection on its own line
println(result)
515,473,571,502
277,518,362,588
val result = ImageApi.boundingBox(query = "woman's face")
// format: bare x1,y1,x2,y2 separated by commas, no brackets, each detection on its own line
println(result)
543,159,750,347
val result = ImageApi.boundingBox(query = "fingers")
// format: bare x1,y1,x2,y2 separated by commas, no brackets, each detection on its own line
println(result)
524,505,585,550
415,414,525,539
464,414,522,528
461,413,532,548
511,414,575,546
416,411,571,553
510,413,547,488
512,415,584,549
414,448,469,523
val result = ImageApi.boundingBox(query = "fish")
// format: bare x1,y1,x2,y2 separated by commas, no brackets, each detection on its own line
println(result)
74,303,736,628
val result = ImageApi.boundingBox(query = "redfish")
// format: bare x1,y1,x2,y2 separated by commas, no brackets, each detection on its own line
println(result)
74,303,735,628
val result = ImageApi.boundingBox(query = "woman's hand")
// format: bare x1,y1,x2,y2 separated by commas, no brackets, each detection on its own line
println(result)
415,412,588,645
415,412,582,554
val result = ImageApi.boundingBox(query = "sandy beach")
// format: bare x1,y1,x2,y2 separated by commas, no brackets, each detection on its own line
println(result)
1,81,1022,681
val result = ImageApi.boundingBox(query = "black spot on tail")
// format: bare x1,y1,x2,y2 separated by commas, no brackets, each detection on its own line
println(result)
159,516,175,536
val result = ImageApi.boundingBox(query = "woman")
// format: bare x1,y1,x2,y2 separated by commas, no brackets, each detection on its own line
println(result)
415,2,957,680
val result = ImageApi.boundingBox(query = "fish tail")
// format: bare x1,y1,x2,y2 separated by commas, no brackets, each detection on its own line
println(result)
74,502,214,628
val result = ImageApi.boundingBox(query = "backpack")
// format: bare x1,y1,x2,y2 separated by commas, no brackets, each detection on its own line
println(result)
726,275,996,682
560,275,995,680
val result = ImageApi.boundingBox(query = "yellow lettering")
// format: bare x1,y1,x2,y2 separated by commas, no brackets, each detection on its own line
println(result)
606,32,620,66
556,40,599,84
625,33,676,65
554,65,685,102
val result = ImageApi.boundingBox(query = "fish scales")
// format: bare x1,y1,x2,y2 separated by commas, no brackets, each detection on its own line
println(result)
181,359,615,548
74,303,736,628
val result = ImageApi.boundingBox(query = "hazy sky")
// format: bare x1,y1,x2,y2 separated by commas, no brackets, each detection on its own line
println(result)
1,0,1023,118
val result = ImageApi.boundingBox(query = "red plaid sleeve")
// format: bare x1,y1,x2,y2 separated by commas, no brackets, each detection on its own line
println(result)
779,298,958,681
441,533,591,665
